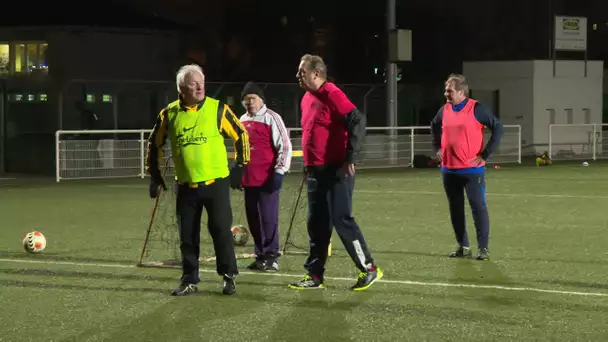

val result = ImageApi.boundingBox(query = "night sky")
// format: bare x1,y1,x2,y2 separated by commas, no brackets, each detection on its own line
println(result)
6,0,607,83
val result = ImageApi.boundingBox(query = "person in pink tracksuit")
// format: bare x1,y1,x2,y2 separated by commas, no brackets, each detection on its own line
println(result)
239,82,293,272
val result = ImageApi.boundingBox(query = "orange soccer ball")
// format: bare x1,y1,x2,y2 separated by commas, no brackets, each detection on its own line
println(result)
231,225,249,246
22,231,47,253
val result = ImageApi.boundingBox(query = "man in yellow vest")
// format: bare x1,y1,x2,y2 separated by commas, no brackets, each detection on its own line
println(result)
146,64,251,296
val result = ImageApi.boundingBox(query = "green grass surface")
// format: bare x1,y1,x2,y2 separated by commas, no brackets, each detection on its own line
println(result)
2,163,608,341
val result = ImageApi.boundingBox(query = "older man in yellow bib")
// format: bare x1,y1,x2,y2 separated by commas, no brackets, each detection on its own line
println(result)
146,64,250,296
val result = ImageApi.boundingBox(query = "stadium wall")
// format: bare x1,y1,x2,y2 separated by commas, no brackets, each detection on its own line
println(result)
464,60,604,155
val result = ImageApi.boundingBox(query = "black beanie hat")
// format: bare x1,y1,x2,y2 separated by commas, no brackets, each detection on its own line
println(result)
241,82,264,102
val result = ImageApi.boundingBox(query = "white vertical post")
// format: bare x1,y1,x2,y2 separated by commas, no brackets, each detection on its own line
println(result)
140,130,146,178
410,128,415,168
517,125,522,164
548,124,553,159
55,131,61,182
387,0,398,165
592,124,597,160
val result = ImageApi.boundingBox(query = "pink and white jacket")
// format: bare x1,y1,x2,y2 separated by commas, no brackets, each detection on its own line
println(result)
239,105,292,187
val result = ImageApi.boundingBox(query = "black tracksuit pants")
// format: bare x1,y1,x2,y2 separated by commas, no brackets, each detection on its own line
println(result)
442,170,490,249
176,176,238,285
304,165,375,277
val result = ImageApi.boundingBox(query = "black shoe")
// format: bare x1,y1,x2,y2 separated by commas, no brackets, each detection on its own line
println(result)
477,248,489,260
351,267,384,291
288,275,325,290
171,283,198,296
246,259,266,271
449,246,472,258
222,275,236,295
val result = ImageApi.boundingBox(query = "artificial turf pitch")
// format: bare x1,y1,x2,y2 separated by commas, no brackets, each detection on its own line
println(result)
1,163,608,341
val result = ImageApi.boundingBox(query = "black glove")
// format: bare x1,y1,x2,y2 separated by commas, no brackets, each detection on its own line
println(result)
229,164,245,190
271,172,283,191
148,172,167,198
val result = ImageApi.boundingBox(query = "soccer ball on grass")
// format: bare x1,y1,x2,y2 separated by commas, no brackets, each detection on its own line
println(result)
22,231,47,253
231,225,249,246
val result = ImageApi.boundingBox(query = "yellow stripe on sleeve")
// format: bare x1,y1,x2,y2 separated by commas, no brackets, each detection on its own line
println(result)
220,104,250,165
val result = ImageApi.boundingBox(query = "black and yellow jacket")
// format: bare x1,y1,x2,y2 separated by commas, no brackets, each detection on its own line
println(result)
146,96,250,184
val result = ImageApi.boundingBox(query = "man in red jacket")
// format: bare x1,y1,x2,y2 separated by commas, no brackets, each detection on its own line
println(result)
288,54,383,291
239,82,293,272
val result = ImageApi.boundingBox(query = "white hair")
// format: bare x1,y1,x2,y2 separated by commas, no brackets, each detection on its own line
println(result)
176,64,204,93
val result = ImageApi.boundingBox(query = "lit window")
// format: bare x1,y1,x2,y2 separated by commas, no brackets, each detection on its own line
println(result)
0,43,8,75
26,45,37,71
39,43,48,70
15,44,25,72
39,94,47,101
28,94,35,101
102,94,113,103
14,42,48,73
86,94,95,103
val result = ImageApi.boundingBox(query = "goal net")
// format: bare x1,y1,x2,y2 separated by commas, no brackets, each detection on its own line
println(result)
483,124,522,164
137,153,312,268
55,130,152,182
548,124,597,161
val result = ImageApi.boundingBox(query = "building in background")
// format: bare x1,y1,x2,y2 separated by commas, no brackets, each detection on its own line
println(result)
0,3,185,174
1,0,606,175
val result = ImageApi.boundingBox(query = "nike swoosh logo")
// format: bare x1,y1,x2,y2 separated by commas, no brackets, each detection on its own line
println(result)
181,142,201,147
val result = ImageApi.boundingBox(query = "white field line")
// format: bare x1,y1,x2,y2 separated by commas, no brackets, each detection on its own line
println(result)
102,185,608,200
0,258,606,298
355,190,608,200
386,176,608,183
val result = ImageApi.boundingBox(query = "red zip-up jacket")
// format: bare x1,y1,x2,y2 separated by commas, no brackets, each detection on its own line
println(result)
300,82,366,167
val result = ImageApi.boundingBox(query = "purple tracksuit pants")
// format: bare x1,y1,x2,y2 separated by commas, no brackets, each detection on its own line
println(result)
244,186,280,259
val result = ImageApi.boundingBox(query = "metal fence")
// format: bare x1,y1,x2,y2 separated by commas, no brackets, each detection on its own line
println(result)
55,125,522,182
2,78,443,174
